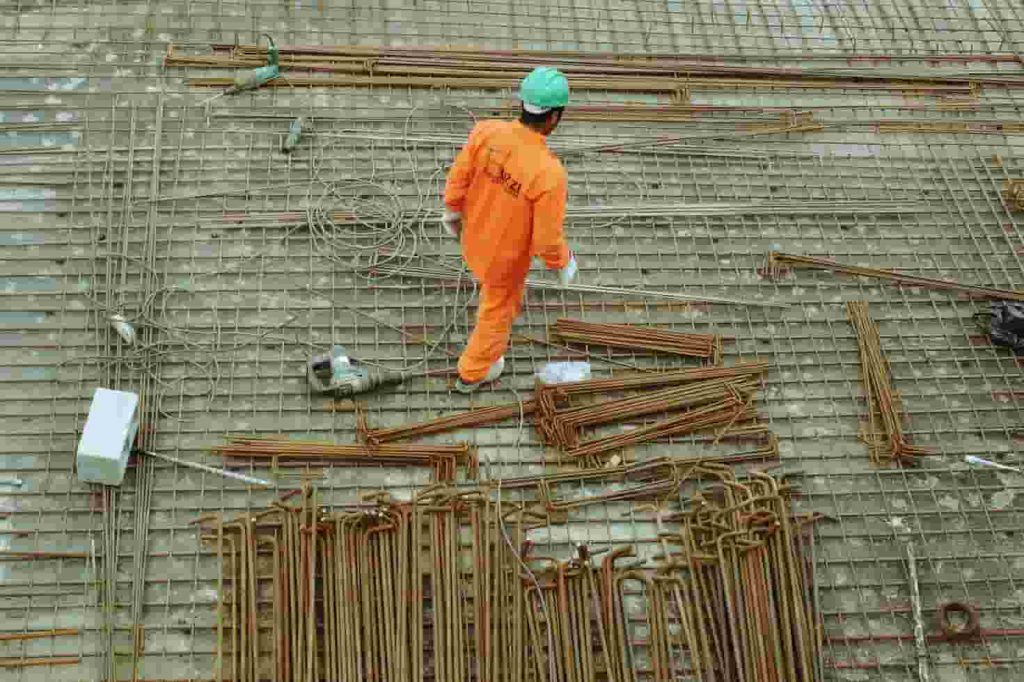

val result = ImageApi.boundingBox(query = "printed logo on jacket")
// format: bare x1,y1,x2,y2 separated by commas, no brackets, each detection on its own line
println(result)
482,146,522,199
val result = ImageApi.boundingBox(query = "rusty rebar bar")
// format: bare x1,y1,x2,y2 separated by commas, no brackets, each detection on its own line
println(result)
165,43,1015,94
361,400,537,444
0,657,81,668
0,550,88,560
215,436,478,480
769,252,1024,302
538,377,757,449
564,400,758,460
847,301,931,465
540,361,768,396
199,466,817,682
0,629,80,641
551,318,722,362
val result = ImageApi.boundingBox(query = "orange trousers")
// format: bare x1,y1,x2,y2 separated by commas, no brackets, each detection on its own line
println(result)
457,281,526,382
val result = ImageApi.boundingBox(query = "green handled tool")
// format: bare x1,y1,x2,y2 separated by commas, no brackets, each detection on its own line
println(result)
201,34,279,106
226,34,279,93
282,116,304,153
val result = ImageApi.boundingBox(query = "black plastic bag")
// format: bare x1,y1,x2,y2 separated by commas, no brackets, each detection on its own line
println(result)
981,302,1024,355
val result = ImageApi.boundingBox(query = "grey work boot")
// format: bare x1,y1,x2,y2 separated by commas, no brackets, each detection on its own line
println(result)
454,356,505,394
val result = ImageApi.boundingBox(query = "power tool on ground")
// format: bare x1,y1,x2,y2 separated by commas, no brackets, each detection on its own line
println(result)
226,34,279,94
282,116,304,153
201,34,279,107
307,346,407,396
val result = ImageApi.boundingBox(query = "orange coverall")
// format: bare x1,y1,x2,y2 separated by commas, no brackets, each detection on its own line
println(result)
444,120,571,382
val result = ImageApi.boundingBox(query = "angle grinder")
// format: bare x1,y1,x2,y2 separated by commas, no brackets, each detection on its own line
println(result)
307,346,407,396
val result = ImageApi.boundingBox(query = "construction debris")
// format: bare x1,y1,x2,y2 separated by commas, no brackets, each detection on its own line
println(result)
768,252,1024,302
980,301,1024,354
550,318,722,363
200,463,819,682
847,302,930,465
964,454,1023,474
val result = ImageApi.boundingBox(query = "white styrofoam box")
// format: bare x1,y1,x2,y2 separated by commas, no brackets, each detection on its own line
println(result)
76,387,139,486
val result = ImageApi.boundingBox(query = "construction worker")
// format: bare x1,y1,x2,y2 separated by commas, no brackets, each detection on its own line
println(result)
442,66,577,393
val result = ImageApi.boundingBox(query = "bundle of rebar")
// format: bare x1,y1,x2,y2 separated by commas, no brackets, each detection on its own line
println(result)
547,361,769,396
200,486,548,682
537,376,757,450
847,302,931,465
165,43,1024,94
768,251,1024,302
534,363,767,465
559,200,934,218
564,398,758,462
659,469,821,681
493,454,732,490
494,440,780,511
484,102,822,126
200,467,821,682
352,364,768,456
214,436,478,480
551,318,722,362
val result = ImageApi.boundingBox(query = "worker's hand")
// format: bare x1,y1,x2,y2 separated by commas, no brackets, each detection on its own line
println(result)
441,210,463,238
558,252,578,287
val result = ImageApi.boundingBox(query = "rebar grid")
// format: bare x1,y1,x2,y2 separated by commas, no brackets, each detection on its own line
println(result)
1,0,1024,55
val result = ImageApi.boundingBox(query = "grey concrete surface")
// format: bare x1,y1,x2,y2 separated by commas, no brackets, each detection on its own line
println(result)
1,1,1024,680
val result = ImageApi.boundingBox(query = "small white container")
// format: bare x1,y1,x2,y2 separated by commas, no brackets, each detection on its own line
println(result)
76,388,139,486
536,361,592,385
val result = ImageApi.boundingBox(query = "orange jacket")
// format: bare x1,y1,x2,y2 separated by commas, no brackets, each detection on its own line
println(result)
444,120,570,286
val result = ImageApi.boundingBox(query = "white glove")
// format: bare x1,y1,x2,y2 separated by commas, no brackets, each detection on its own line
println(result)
558,252,578,287
441,210,462,238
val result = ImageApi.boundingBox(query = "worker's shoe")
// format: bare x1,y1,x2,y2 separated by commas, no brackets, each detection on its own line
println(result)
455,356,505,394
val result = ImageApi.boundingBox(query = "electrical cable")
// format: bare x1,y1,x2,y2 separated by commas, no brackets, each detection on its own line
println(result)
300,110,477,374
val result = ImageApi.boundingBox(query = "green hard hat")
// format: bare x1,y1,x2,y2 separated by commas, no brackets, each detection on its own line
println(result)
519,66,569,113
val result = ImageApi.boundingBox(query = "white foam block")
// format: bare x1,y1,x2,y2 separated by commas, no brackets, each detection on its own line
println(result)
76,387,139,486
